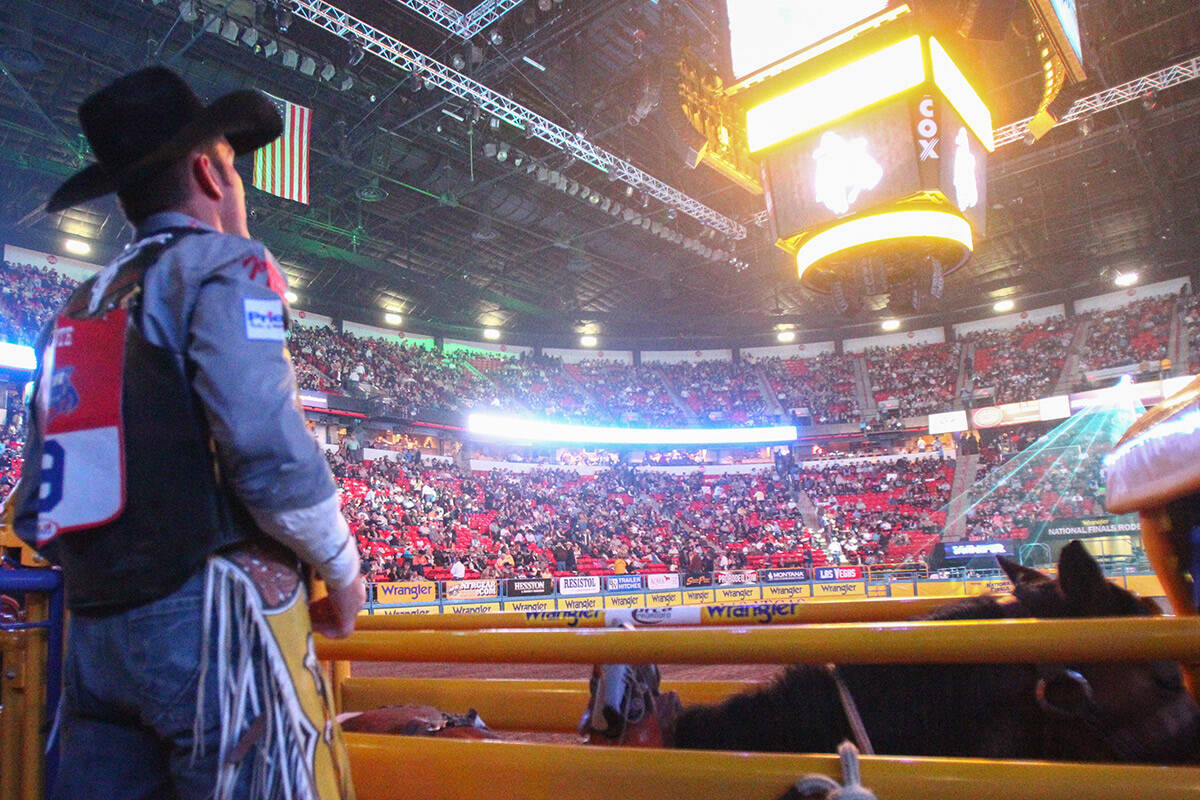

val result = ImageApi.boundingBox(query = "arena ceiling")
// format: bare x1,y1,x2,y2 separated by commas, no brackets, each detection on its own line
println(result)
0,0,1198,347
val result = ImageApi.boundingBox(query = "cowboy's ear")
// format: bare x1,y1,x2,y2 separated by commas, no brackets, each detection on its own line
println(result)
191,150,223,201
1058,540,1108,605
996,556,1047,587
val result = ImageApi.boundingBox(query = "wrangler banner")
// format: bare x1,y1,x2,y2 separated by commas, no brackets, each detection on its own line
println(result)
375,581,438,604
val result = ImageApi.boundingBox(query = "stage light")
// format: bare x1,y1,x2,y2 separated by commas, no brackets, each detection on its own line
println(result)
179,0,198,23
442,108,465,122
281,48,299,69
274,3,291,32
299,56,317,76
776,330,796,343
62,238,91,256
0,342,36,372
579,334,598,347
746,36,924,153
522,56,546,71
882,318,901,331
468,413,799,446
284,290,298,303
993,299,1015,312
262,39,278,57
928,38,994,151
338,75,354,92
220,19,239,42
384,312,403,326
320,62,336,81
451,54,466,70
794,209,973,281
1114,271,1140,287
489,31,504,46
239,26,258,48
482,328,501,340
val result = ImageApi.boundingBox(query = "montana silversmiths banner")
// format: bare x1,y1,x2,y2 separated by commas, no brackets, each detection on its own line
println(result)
763,568,810,583
558,575,603,595
504,578,554,597
443,579,500,600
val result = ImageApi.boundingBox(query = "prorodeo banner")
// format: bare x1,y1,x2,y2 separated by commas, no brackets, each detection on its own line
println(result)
714,570,759,585
444,579,499,601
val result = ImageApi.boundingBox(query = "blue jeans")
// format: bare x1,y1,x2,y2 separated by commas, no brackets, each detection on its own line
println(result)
52,569,246,800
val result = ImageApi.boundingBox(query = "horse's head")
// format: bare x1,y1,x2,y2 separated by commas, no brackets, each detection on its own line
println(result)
998,541,1200,763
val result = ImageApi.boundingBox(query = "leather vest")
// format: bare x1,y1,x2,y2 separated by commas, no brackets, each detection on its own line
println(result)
22,230,258,613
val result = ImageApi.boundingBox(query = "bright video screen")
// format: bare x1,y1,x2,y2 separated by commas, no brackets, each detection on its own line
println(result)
726,0,889,80
1049,0,1082,62
468,413,797,446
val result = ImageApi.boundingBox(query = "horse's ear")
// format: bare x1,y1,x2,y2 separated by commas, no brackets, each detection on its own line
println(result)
1057,540,1108,605
996,556,1047,586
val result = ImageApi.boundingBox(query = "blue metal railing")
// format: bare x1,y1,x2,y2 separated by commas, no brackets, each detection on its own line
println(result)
1,567,63,799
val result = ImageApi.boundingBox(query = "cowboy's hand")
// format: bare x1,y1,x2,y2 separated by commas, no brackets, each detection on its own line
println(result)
310,576,366,638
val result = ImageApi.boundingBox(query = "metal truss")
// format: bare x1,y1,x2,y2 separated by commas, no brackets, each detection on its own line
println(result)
994,56,1200,146
286,0,747,238
387,0,528,40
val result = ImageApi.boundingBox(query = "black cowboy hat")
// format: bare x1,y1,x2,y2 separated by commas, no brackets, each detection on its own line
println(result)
46,67,282,213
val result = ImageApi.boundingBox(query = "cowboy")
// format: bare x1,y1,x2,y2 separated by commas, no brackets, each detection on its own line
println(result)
13,68,363,799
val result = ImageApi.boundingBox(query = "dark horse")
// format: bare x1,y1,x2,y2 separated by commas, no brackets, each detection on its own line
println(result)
583,542,1200,763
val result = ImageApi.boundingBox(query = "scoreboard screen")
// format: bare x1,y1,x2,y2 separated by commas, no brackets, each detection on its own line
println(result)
763,89,987,242
725,0,888,81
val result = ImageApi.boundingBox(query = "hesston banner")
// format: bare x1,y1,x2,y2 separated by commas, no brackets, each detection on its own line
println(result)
504,578,554,597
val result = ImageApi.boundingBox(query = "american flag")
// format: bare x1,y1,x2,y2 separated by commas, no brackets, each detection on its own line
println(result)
253,93,311,204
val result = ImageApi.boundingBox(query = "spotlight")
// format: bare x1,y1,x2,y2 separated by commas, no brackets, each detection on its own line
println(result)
451,53,466,71
347,43,365,67
220,19,239,42
320,62,336,81
384,312,403,326
284,290,298,304
274,3,291,32
281,48,299,69
776,330,796,343
497,143,510,162
482,328,501,340
1077,116,1093,136
179,0,198,23
239,26,258,48
299,56,316,76
881,318,901,331
1142,90,1159,111
1114,271,1139,287
62,238,91,256
489,31,504,46
992,299,1015,313
579,334,598,347
537,0,552,10
483,142,498,158
262,39,278,57
338,75,354,91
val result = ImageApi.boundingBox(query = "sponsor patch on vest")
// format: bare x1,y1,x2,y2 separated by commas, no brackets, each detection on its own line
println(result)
244,298,286,341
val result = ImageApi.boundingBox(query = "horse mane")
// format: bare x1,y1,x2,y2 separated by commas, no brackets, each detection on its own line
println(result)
671,561,1145,758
